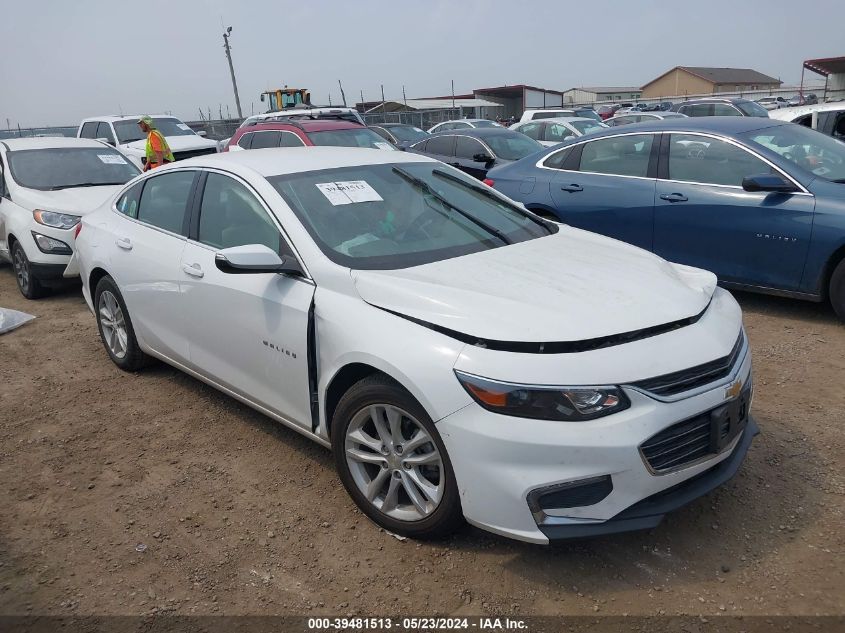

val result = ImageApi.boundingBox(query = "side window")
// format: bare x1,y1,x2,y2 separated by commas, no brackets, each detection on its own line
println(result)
687,104,714,117
237,133,253,149
250,131,282,149
713,104,741,117
279,131,305,147
95,122,116,145
410,139,428,152
455,136,486,159
667,134,771,187
452,122,471,129
115,181,144,219
543,146,574,170
793,115,812,128
136,171,194,235
578,134,654,177
832,113,845,139
198,173,284,253
426,135,456,156
518,122,543,140
434,123,452,132
545,123,575,143
371,127,392,142
80,122,98,139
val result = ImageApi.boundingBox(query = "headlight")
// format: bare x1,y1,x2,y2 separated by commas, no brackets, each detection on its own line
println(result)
33,209,81,230
455,371,629,421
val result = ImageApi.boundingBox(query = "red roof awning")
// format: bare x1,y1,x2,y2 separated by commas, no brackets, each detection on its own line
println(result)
803,56,845,77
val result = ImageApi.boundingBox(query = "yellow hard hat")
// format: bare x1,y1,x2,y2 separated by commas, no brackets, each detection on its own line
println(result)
137,115,154,127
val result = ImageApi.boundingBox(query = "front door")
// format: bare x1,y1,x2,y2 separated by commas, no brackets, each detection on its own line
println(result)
454,136,491,180
653,133,814,290
180,171,315,429
549,133,658,250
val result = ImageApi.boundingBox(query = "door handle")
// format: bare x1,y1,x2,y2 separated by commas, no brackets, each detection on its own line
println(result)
115,237,132,250
182,262,204,278
560,184,583,193
660,193,688,202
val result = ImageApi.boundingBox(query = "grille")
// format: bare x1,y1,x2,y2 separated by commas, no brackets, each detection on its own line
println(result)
173,147,218,161
632,331,745,397
640,385,750,473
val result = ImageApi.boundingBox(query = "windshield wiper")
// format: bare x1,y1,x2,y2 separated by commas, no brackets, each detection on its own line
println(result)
48,182,124,190
432,168,553,232
392,166,511,245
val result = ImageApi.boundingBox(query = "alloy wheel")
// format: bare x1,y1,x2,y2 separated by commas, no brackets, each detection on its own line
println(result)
344,404,444,522
98,290,128,359
13,246,29,293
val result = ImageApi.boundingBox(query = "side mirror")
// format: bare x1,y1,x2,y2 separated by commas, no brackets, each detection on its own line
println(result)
196,130,208,137
742,173,799,194
473,152,494,165
260,94,266,102
96,137,115,146
215,244,303,276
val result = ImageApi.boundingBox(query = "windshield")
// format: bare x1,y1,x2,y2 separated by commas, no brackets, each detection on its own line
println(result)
268,162,554,269
736,101,770,118
386,126,428,142
741,124,845,182
7,148,140,190
485,134,544,161
569,120,607,135
309,128,396,150
471,120,501,128
114,118,198,143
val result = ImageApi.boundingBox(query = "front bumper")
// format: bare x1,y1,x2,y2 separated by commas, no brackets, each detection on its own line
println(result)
438,335,754,544
538,416,758,541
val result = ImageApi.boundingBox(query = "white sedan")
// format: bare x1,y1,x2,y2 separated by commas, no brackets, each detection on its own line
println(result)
75,148,756,543
0,137,140,298
510,117,608,147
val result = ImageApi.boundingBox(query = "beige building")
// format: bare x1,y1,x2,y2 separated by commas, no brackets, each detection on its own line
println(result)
641,66,782,99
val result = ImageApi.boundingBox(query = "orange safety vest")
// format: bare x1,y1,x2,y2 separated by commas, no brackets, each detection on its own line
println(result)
145,129,175,166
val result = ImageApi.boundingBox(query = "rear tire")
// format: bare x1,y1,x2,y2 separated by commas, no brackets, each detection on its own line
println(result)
830,259,845,322
331,375,464,539
94,276,151,371
12,241,47,299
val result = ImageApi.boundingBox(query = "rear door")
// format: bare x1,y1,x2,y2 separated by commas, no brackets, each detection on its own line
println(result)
424,135,457,167
454,136,490,180
653,132,814,290
180,170,315,428
109,170,197,362
548,133,658,250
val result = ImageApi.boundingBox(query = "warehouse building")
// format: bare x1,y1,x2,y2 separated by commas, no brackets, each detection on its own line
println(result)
562,86,643,104
641,66,782,98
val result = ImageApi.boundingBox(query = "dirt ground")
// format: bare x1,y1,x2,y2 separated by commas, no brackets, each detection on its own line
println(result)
0,266,843,619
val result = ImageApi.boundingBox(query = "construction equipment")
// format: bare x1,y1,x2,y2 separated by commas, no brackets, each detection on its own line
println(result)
260,87,311,112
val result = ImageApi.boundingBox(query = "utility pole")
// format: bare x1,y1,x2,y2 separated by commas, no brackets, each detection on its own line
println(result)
381,84,386,113
402,85,407,108
338,80,347,106
222,26,243,119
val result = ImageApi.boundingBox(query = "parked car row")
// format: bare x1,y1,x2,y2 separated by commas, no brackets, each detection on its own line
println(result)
8,106,845,546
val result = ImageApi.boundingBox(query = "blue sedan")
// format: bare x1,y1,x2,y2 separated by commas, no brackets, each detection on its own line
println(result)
486,117,845,319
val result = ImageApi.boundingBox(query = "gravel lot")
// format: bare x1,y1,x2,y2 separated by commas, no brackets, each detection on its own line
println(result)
0,267,843,618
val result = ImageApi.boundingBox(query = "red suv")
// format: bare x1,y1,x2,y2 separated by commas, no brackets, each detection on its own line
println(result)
225,118,396,152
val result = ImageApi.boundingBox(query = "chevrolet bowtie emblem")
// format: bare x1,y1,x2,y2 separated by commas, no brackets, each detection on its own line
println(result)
725,380,743,400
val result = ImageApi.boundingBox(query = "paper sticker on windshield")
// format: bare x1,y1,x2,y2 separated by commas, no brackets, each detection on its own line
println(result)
374,142,396,151
98,154,128,165
177,123,191,131
316,181,383,206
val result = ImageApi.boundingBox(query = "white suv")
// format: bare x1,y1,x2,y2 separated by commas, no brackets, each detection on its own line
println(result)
78,115,219,169
0,137,140,298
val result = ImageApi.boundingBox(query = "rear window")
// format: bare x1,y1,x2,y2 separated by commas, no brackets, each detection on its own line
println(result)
485,134,544,161
736,101,770,117
308,128,396,150
8,148,140,190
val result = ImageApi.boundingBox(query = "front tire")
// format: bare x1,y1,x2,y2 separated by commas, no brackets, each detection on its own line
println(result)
94,276,151,371
331,375,464,539
830,259,845,322
12,241,47,299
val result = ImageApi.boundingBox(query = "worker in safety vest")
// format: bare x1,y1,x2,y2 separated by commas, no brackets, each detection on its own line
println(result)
137,115,175,171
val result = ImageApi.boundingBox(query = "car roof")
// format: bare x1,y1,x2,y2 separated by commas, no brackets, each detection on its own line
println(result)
531,117,601,124
79,114,175,123
676,97,752,105
241,119,363,133
769,101,845,120
377,123,420,129
429,127,522,139
173,146,437,178
1,137,114,151
552,116,787,142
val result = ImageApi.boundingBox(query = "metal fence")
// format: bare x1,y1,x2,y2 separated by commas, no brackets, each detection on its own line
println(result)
0,126,77,140
362,108,462,130
184,119,242,141
566,85,832,109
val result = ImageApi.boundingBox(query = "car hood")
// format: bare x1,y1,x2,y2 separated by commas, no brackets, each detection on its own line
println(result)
352,228,717,344
12,185,124,216
122,135,218,153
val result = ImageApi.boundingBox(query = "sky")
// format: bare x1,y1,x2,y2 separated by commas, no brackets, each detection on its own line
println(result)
1,0,843,128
